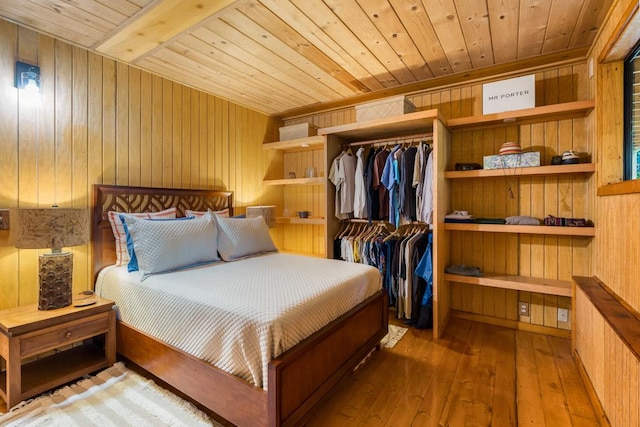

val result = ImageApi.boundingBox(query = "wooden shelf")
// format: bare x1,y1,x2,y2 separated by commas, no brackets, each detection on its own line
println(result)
444,273,572,296
318,109,444,141
262,135,325,151
447,100,595,130
276,216,326,225
263,177,325,186
445,163,595,179
444,223,595,236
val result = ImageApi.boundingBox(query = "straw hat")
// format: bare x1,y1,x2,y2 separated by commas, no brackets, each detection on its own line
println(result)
498,142,523,155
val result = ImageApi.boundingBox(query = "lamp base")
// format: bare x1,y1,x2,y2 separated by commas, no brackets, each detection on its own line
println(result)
38,252,73,310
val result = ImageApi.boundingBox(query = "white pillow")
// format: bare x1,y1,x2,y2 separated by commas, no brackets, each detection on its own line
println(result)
185,208,229,218
215,215,277,261
123,214,219,279
108,208,176,266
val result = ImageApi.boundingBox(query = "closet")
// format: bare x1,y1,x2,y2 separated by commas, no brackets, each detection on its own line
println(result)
319,110,452,338
334,222,433,329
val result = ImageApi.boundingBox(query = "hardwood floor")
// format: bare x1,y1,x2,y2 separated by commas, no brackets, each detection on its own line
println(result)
303,317,602,427
0,318,604,426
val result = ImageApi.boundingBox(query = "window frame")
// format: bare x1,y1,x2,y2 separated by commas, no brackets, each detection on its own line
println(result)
624,40,640,180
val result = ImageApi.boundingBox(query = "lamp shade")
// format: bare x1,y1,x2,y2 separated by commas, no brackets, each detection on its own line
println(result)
246,205,276,228
11,208,89,252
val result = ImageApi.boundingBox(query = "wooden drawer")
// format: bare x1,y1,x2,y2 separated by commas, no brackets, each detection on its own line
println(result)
20,313,110,358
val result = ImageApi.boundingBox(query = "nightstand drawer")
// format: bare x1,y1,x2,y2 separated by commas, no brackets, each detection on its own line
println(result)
20,313,111,358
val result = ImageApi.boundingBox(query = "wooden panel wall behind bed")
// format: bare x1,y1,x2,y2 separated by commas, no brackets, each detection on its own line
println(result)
0,20,282,310
92,184,389,427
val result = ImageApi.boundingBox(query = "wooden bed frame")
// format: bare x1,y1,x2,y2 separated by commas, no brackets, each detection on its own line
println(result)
92,184,389,427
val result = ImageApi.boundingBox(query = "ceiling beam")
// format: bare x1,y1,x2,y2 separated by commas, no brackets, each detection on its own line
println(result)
93,0,238,63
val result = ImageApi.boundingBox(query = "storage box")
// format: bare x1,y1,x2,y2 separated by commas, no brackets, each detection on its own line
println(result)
355,95,416,122
279,123,318,141
483,152,540,170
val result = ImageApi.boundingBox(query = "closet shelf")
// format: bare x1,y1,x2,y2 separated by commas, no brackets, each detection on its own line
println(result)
262,136,325,152
263,177,325,186
445,163,595,179
444,223,595,236
318,109,445,141
444,273,572,297
447,100,595,130
276,216,325,225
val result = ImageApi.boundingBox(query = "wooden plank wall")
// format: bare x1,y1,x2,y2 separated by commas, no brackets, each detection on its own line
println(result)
575,0,640,424
0,20,282,310
286,63,592,332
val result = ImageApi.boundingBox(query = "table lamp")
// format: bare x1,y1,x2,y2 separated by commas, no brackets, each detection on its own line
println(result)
11,207,89,310
246,205,276,228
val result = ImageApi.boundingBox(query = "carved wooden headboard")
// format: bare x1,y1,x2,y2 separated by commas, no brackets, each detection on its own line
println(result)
92,184,233,281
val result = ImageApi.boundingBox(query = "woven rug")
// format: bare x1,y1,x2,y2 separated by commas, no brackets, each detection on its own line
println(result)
0,362,221,426
381,324,408,348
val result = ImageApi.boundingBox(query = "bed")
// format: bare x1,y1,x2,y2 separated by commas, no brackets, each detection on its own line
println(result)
92,184,389,427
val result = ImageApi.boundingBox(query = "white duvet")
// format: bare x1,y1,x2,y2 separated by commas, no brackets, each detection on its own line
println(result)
95,253,381,389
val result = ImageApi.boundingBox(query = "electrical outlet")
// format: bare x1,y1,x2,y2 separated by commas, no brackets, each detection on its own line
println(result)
519,301,530,317
558,308,569,323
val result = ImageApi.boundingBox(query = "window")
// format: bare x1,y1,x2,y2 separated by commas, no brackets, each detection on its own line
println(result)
624,41,640,180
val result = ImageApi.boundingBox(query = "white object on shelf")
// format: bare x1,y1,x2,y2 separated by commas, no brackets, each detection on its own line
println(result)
355,95,416,122
279,123,318,141
482,74,535,114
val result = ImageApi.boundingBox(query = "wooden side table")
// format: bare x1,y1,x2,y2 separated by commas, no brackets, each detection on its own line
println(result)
0,296,115,409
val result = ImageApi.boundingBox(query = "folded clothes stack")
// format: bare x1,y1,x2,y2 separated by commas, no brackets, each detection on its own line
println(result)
544,215,592,227
444,210,474,223
445,264,483,277
505,215,540,225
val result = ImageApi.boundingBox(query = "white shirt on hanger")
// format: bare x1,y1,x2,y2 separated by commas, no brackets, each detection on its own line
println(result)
353,147,368,218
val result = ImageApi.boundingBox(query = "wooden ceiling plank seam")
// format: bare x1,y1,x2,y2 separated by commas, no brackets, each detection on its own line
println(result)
238,0,371,94
541,0,581,54
257,0,386,92
161,42,311,109
517,0,553,59
190,25,337,103
357,0,435,81
93,0,151,17
422,0,473,73
175,46,317,111
454,0,495,69
139,53,289,114
323,0,417,85
220,7,355,99
175,35,323,106
389,0,453,77
28,0,115,34
0,1,104,46
289,0,399,88
93,0,238,63
42,0,131,27
569,0,613,49
487,0,520,64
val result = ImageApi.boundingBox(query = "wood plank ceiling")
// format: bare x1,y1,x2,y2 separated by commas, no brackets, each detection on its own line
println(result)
1,0,612,117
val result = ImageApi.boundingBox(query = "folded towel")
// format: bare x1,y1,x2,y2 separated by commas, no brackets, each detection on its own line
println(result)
505,215,540,225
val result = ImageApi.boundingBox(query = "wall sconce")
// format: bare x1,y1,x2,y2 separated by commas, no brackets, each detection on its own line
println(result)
15,61,41,95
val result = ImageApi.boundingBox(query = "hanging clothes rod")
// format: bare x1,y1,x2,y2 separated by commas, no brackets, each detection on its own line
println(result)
346,132,433,148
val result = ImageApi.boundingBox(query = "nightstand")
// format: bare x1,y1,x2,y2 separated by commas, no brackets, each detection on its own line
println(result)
0,296,115,409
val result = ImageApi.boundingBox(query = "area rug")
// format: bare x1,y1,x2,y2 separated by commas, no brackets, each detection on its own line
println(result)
381,324,408,349
0,362,220,426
